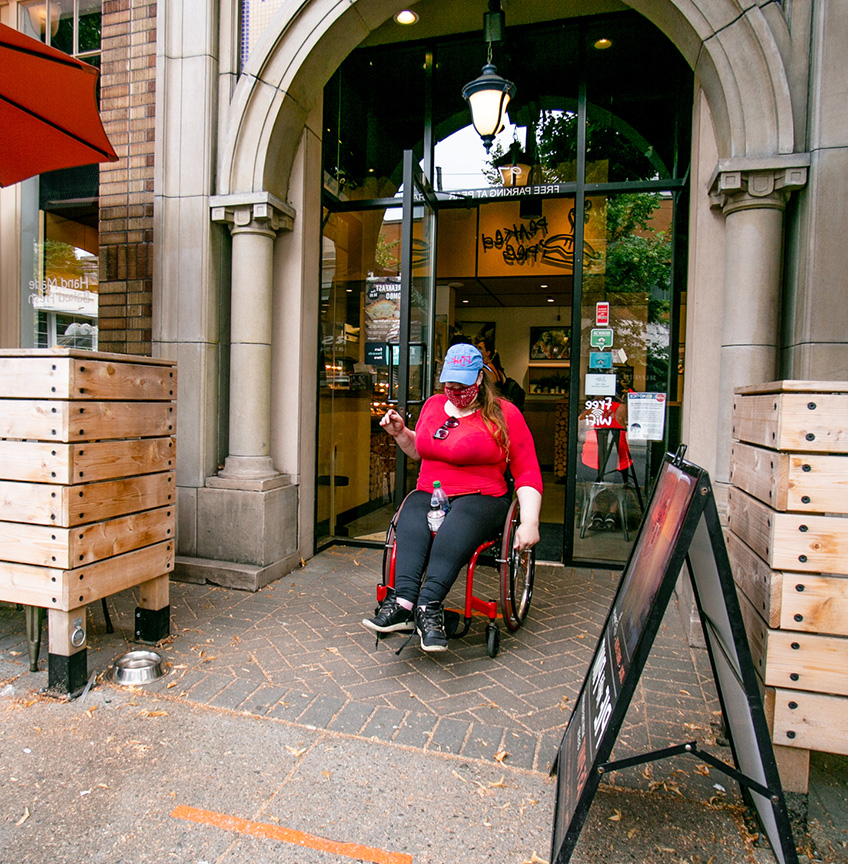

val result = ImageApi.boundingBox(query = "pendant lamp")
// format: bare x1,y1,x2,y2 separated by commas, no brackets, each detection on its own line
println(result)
461,2,515,153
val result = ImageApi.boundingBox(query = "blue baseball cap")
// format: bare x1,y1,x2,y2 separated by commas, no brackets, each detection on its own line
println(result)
440,343,484,386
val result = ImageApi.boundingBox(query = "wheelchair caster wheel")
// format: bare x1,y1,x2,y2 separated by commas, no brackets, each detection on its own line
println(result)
486,623,500,658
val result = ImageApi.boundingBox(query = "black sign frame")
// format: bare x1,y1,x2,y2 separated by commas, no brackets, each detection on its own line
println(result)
550,450,799,864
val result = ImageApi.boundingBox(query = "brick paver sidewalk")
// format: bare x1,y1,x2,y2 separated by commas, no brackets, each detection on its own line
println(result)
2,546,725,795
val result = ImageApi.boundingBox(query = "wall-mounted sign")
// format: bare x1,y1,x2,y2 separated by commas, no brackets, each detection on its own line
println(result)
589,351,612,370
627,392,667,441
595,301,610,326
585,373,616,396
590,328,614,349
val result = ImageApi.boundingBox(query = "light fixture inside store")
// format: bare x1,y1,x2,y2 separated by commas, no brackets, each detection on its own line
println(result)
394,10,419,25
27,2,60,37
547,297,555,303
461,1,516,153
593,38,613,50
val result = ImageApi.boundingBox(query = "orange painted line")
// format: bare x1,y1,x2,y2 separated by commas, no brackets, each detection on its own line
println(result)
171,804,412,864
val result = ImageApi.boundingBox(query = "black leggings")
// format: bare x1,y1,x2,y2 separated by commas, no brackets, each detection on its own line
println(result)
393,490,511,606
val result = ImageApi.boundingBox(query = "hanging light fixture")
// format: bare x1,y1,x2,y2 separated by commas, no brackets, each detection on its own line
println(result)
494,141,531,187
461,1,516,153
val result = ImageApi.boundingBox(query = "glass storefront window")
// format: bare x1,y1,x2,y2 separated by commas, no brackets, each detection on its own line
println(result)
78,0,102,56
17,1,102,351
318,208,403,542
575,191,674,562
322,44,427,202
30,216,99,348
321,10,692,564
20,0,101,57
585,16,691,182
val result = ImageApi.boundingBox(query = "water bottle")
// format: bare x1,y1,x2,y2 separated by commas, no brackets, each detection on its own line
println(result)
427,481,450,532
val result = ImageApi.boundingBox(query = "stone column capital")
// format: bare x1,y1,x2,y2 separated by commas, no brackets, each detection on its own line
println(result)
210,192,295,235
709,156,809,215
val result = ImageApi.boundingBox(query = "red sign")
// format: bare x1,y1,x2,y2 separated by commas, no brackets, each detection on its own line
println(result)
596,301,610,326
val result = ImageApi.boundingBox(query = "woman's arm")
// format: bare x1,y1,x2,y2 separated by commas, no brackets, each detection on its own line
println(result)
513,486,542,551
379,408,420,460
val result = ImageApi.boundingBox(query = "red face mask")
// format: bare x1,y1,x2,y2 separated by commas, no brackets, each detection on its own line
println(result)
444,383,479,409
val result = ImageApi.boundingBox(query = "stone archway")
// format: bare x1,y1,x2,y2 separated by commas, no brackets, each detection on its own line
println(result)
176,0,805,587
219,0,797,198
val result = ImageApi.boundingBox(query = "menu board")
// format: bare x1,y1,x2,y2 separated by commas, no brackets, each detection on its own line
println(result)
550,453,798,864
551,458,700,856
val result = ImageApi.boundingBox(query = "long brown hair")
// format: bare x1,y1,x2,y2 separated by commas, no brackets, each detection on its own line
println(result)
475,372,510,456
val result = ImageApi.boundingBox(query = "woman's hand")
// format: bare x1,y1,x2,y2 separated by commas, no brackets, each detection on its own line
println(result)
380,408,406,437
513,520,540,552
380,408,420,460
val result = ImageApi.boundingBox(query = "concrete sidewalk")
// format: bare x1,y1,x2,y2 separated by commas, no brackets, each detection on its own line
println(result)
0,547,845,863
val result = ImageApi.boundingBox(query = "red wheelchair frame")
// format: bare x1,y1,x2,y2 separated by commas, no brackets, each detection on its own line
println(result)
377,495,535,657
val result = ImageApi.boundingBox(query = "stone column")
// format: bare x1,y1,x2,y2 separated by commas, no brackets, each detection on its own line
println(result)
183,193,300,591
211,194,294,479
708,161,809,491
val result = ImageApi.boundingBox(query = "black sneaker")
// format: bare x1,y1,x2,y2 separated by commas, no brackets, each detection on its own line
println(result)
604,514,617,531
414,601,448,653
590,514,605,531
362,588,414,634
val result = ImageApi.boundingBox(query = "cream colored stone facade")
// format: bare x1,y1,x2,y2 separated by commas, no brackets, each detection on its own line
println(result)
1,1,846,593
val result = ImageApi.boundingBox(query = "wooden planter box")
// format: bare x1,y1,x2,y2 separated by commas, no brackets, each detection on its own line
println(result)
0,349,177,695
728,381,848,791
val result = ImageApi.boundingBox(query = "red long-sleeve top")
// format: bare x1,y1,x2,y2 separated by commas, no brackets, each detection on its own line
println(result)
414,394,543,498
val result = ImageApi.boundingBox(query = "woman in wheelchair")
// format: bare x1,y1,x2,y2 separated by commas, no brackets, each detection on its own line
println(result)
363,343,543,653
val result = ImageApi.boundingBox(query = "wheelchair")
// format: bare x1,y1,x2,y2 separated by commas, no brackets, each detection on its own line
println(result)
377,493,535,657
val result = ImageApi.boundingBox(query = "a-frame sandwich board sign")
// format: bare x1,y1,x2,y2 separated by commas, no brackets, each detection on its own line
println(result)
550,448,799,864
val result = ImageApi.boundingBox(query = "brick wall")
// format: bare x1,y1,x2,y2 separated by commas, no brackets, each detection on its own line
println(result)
98,0,156,356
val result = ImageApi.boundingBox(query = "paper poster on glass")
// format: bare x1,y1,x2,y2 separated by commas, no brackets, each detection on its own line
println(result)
627,392,667,440
585,373,616,396
365,276,401,343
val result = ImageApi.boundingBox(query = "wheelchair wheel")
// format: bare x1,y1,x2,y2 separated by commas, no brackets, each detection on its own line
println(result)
500,499,535,632
381,516,397,588
381,494,410,587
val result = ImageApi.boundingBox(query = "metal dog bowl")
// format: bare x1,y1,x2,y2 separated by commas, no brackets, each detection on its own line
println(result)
111,649,168,685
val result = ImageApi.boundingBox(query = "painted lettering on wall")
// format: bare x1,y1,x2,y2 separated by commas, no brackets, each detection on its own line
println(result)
480,205,601,269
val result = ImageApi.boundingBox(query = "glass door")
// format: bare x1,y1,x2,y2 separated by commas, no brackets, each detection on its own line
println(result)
572,191,676,563
392,150,438,508
316,152,437,546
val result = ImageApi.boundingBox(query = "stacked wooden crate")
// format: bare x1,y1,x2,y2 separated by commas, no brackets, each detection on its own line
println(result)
0,349,177,694
728,381,848,792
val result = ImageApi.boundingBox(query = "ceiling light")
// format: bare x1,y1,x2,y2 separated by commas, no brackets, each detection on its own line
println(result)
593,38,613,50
462,299,469,304
540,284,548,288
547,297,555,303
394,10,419,25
